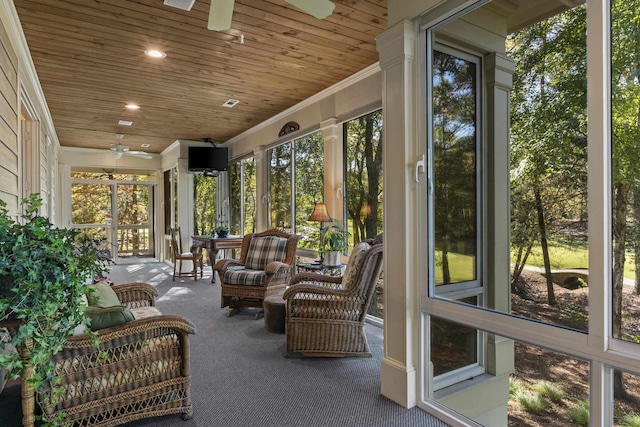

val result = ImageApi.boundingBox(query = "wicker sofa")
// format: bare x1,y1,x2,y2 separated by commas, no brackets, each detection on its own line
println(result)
26,282,196,427
284,234,383,357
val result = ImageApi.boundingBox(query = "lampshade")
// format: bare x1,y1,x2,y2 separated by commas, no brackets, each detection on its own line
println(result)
308,202,332,222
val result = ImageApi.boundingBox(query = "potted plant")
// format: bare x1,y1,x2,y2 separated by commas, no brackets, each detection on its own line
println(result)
0,194,111,425
319,224,348,266
214,225,230,238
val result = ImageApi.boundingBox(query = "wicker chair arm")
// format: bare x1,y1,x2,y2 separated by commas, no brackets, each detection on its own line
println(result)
65,314,196,347
283,283,348,300
289,272,343,286
213,258,243,272
112,282,158,308
265,261,290,275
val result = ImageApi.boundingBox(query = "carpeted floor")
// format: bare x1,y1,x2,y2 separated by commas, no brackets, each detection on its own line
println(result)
0,262,449,427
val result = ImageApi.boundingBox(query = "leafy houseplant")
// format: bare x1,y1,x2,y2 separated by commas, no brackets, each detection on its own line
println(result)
320,224,348,266
0,194,111,425
214,225,230,238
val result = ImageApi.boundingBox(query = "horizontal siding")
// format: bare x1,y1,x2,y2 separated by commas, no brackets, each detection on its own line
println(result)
0,17,19,213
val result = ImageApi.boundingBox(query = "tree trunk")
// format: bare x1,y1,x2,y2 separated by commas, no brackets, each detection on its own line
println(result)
534,184,556,306
613,181,630,399
511,239,534,289
632,184,640,294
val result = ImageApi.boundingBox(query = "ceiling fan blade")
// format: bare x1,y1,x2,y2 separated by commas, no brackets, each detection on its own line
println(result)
285,0,335,20
208,0,235,31
125,151,153,160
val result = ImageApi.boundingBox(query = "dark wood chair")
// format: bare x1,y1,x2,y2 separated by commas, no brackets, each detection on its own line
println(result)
213,228,301,317
170,227,203,281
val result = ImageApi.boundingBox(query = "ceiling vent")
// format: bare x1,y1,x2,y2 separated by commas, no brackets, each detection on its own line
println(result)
222,99,240,108
163,0,196,11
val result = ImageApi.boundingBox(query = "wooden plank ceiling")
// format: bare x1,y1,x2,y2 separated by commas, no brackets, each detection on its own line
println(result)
13,0,387,154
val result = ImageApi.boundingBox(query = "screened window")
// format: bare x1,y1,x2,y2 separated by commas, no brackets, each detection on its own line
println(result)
344,110,383,248
268,132,324,246
229,157,256,236
193,173,217,236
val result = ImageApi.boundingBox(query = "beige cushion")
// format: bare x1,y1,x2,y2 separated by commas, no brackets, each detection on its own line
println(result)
341,242,371,289
130,306,162,320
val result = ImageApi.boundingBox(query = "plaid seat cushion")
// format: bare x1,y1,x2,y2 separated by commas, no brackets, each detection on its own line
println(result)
244,236,288,270
223,266,266,286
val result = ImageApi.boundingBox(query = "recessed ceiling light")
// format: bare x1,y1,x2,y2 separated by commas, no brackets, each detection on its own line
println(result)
141,144,150,148
125,104,140,110
222,99,240,108
145,49,166,58
118,120,133,126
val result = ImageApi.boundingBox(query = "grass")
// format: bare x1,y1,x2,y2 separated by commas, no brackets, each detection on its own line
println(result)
566,400,589,426
512,235,637,280
509,377,524,396
620,413,640,427
515,390,549,414
532,381,564,403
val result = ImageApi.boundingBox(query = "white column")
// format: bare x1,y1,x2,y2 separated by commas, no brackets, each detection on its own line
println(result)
254,145,269,231
376,20,419,408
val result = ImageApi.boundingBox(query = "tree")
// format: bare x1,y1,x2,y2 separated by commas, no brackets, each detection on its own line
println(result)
345,110,383,246
193,173,217,237
508,6,588,305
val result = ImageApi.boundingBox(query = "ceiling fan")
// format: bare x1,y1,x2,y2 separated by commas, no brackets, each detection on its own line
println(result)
110,136,152,159
164,0,335,31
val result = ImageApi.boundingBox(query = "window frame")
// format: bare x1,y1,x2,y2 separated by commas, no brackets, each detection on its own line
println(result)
417,1,638,425
427,42,486,391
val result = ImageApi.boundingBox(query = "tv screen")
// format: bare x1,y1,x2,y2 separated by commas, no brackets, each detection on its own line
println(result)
188,146,228,172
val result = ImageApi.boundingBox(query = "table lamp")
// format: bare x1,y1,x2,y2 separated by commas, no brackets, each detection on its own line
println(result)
308,202,332,261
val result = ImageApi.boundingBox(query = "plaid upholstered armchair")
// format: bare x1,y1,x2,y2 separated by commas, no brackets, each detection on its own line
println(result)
213,229,301,317
284,233,383,357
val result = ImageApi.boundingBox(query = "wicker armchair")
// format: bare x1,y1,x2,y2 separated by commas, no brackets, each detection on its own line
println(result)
31,282,196,427
213,228,301,317
284,234,383,357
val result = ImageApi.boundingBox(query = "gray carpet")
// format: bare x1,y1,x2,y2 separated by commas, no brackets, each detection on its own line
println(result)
0,262,449,427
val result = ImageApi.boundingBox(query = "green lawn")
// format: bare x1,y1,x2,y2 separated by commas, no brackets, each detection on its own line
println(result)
432,237,636,283
512,236,636,280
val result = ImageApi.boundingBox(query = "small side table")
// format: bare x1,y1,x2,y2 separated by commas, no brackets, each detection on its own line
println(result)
296,262,345,277
263,293,286,334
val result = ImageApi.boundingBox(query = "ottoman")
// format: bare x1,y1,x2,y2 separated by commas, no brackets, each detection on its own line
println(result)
263,293,286,334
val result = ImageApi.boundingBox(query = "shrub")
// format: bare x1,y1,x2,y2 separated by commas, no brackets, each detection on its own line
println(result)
567,400,589,426
532,380,564,403
620,412,640,427
515,390,549,414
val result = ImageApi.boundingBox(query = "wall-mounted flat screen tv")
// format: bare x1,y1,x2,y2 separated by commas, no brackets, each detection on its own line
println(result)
187,146,228,172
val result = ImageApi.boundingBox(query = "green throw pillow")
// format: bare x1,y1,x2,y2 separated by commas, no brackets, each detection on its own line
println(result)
88,281,121,307
86,305,134,331
86,282,133,330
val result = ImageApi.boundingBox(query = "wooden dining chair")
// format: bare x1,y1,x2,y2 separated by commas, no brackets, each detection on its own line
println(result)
170,227,203,281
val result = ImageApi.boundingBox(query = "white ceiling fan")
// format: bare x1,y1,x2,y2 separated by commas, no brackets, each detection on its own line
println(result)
164,0,335,31
110,135,152,159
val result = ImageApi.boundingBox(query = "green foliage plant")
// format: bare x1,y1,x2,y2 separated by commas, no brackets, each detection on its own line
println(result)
620,412,640,427
515,390,549,414
214,225,230,233
0,194,111,424
319,224,349,255
532,380,564,403
567,400,589,426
